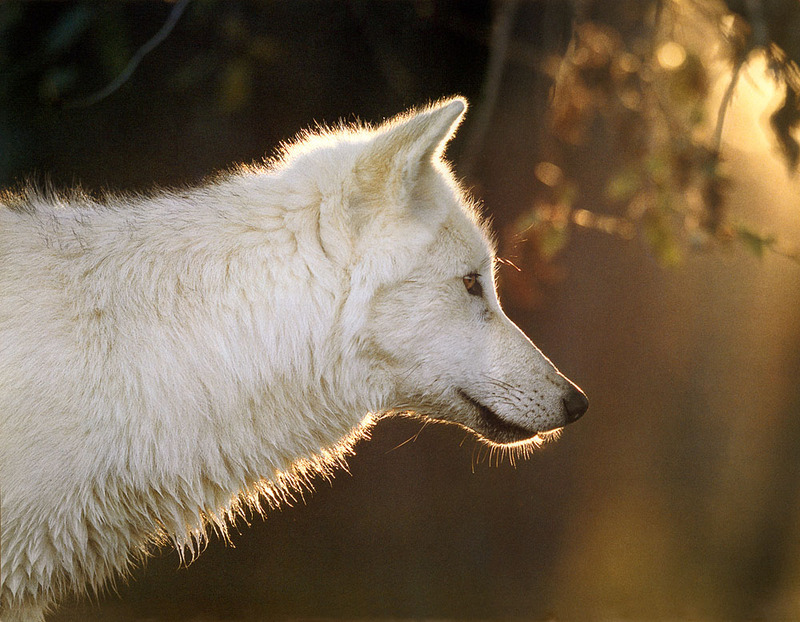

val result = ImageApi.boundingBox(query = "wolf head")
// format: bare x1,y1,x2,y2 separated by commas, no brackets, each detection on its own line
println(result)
282,98,587,447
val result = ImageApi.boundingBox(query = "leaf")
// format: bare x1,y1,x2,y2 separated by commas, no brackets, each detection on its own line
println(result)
606,168,641,202
770,84,800,171
219,59,252,113
643,207,681,266
735,225,775,258
93,10,132,77
44,6,93,56
38,66,79,102
538,221,570,260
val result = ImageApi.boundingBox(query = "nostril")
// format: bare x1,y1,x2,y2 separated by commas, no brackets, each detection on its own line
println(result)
563,386,589,423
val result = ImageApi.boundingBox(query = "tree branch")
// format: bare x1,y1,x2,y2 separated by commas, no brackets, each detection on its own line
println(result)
64,0,190,109
460,0,520,178
713,54,746,153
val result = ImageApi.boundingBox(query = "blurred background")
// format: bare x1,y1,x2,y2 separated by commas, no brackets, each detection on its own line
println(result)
3,1,800,620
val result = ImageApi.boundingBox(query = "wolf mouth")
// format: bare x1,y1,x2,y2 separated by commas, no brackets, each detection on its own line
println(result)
456,389,537,444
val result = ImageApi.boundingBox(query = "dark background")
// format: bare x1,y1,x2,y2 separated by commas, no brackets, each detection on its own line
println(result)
2,2,800,620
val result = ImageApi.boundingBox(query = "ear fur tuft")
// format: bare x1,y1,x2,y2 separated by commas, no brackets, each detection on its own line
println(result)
410,97,467,161
384,97,467,165
356,97,468,193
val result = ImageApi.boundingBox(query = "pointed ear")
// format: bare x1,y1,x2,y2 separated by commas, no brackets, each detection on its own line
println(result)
386,97,467,166
356,97,467,192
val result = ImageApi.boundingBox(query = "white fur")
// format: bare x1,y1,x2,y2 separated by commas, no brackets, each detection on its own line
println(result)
0,98,585,621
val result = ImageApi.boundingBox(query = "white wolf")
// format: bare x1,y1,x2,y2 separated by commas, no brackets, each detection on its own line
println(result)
0,98,587,621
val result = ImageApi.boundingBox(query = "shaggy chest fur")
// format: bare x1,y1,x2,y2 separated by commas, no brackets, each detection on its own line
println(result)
0,170,381,620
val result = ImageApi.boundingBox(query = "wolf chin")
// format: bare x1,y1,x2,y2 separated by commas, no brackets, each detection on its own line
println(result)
0,97,587,621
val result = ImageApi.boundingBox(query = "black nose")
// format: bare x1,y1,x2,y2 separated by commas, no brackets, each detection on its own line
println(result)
563,386,589,423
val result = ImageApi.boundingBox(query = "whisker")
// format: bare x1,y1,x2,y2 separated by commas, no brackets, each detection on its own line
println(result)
387,434,418,453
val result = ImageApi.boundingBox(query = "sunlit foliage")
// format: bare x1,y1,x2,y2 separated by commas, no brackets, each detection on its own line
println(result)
525,0,800,265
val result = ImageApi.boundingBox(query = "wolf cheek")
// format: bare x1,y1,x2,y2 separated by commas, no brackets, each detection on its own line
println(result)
365,270,589,447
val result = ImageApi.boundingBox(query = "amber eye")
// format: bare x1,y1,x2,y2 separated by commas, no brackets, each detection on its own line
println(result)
463,273,483,297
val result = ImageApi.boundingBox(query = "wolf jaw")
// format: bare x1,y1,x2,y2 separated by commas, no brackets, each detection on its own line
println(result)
456,388,541,444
